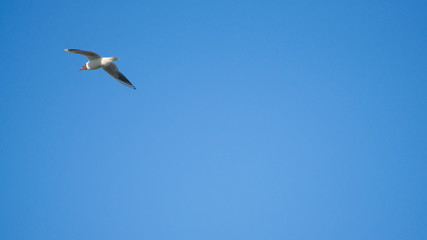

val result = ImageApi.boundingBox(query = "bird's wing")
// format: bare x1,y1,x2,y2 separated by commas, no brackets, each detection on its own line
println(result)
64,48,102,60
103,63,136,89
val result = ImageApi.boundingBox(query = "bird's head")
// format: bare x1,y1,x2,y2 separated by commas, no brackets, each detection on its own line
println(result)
79,64,87,71
113,56,120,61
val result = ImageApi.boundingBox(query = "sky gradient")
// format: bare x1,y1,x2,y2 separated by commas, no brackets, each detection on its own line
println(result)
1,1,426,239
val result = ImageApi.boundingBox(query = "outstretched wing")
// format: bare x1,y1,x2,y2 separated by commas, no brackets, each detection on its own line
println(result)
103,63,136,89
64,49,101,60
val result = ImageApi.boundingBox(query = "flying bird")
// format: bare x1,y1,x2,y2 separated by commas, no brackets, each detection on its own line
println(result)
65,49,136,89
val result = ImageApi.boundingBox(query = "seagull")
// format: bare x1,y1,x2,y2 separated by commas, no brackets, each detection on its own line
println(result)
65,49,136,89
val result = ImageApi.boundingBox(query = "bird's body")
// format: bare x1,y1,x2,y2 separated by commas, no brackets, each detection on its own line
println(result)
85,57,118,70
64,49,136,89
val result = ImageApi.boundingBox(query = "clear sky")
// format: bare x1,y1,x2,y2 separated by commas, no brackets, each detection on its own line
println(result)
1,0,426,239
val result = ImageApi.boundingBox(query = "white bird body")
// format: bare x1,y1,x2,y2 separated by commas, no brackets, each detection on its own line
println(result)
65,49,136,89
86,57,119,70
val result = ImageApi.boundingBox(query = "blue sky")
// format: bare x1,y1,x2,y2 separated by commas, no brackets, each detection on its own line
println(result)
1,0,426,239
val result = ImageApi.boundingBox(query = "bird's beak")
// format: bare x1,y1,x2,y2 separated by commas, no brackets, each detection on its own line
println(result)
78,66,84,72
